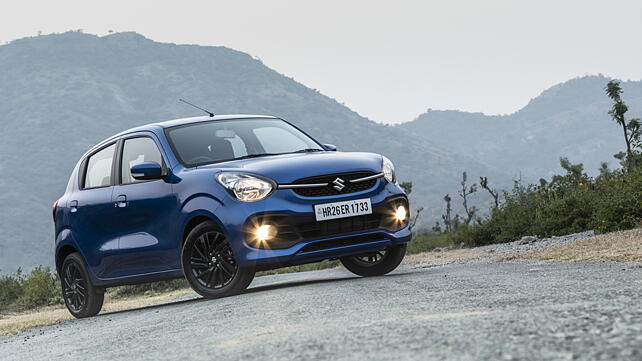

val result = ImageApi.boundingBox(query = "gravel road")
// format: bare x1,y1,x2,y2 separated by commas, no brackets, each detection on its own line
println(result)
2,253,641,361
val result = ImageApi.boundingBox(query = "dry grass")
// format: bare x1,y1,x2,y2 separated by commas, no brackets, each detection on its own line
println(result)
511,228,642,263
0,288,192,337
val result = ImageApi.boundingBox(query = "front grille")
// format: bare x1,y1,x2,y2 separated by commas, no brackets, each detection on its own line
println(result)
243,196,408,250
291,171,378,197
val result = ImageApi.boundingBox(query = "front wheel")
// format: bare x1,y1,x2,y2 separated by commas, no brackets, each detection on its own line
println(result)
182,221,255,299
340,244,407,277
61,252,104,318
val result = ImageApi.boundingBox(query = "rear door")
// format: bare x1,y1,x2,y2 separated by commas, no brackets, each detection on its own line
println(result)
110,133,179,277
68,142,121,279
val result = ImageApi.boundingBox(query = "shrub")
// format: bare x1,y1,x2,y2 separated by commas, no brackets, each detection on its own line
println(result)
17,266,62,308
590,167,642,232
0,270,24,311
440,162,642,247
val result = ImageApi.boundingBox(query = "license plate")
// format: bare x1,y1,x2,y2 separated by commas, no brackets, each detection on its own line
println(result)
314,198,372,221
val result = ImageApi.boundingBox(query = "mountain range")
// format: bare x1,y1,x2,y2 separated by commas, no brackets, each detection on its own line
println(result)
0,31,639,273
400,76,642,180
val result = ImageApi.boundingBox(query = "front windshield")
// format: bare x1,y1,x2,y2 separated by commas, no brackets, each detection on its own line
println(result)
165,118,324,167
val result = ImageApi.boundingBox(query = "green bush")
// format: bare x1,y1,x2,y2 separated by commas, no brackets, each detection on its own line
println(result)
443,162,642,247
17,266,62,308
0,270,24,311
0,266,63,311
590,167,642,232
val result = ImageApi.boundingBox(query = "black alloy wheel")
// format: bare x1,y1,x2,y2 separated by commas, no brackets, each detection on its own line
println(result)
190,231,238,289
61,252,104,318
182,221,255,298
340,244,407,277
63,261,86,313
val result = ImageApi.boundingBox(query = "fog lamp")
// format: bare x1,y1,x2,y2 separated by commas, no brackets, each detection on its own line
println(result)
394,205,407,222
255,224,277,241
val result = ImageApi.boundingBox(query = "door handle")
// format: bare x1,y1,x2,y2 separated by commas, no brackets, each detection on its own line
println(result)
70,200,78,213
116,195,127,208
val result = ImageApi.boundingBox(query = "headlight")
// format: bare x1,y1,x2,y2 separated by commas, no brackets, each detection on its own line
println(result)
216,172,275,202
382,156,396,183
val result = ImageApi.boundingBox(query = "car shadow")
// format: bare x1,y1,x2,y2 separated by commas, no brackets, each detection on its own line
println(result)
245,271,413,294
98,271,414,316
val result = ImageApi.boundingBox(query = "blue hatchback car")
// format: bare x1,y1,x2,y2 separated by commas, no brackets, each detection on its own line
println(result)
53,115,411,317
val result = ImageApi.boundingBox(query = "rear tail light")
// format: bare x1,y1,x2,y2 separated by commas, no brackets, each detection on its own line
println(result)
52,200,58,222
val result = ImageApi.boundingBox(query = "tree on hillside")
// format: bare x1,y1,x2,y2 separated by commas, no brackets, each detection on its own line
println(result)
441,194,453,232
547,158,589,193
480,176,499,209
605,80,641,170
458,172,478,225
410,207,424,228
558,157,587,181
599,162,609,176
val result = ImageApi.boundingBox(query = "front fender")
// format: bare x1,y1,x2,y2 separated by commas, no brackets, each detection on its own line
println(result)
178,193,225,241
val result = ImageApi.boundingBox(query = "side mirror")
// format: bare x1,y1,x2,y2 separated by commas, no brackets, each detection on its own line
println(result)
323,144,337,151
131,162,163,180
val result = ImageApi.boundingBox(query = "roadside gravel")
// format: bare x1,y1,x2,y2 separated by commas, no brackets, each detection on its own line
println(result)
2,230,640,361
411,230,598,269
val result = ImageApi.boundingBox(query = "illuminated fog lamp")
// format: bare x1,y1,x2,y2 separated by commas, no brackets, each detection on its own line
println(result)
255,224,277,242
394,205,407,222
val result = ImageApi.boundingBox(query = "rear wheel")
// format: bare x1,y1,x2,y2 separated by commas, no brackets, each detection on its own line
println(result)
340,244,407,277
182,221,255,298
61,253,104,318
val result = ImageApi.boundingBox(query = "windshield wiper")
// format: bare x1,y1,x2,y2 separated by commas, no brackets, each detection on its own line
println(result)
232,149,322,161
292,148,324,153
233,153,282,160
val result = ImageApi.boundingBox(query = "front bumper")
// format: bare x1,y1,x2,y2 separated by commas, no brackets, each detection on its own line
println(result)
241,226,411,271
217,178,412,270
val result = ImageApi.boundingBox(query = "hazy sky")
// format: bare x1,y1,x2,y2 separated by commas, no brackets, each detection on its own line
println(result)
2,0,642,123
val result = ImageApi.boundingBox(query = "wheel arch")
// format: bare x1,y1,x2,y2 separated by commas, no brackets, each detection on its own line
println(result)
180,211,227,244
182,215,214,242
56,244,79,275
179,194,225,243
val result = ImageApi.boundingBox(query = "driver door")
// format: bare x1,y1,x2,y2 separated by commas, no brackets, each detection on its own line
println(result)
110,134,179,277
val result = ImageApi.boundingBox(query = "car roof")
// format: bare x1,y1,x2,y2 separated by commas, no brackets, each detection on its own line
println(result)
88,114,279,156
122,114,278,134
152,114,279,129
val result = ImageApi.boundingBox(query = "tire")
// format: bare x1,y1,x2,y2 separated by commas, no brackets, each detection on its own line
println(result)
340,244,407,277
61,252,104,318
182,220,255,299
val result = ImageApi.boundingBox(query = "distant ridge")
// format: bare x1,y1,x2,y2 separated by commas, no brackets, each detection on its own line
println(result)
399,75,642,179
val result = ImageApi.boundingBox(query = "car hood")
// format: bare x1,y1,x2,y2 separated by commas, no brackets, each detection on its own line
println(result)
196,151,383,183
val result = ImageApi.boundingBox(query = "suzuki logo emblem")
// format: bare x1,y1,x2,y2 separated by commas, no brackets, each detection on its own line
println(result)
332,177,346,191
